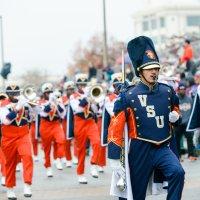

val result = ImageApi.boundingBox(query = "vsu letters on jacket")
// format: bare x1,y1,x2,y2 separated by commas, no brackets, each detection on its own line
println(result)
108,82,180,159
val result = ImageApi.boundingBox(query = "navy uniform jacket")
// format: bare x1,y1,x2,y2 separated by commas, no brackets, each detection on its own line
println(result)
108,81,180,159
186,86,200,131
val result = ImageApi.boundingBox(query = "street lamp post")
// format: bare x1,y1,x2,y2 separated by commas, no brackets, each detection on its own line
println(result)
0,16,4,68
96,0,109,82
0,16,5,89
102,0,108,69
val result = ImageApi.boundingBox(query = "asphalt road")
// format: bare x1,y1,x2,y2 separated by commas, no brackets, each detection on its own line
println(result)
0,150,200,200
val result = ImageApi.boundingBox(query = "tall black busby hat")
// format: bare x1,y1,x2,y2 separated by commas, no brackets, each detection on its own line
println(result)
127,36,160,77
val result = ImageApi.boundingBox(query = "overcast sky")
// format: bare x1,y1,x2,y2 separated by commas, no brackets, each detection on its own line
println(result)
0,0,197,78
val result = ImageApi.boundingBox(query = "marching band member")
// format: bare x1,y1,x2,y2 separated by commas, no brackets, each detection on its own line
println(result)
39,83,66,177
0,93,7,186
0,85,33,199
108,36,184,200
99,74,123,172
187,84,200,131
70,74,100,184
23,87,41,163
62,81,77,167
101,73,123,149
88,81,107,173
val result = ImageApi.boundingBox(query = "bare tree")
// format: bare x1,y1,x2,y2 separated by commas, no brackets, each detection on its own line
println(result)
20,69,47,89
67,33,125,77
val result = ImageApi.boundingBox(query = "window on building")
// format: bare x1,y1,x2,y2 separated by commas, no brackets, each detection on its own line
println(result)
143,21,149,31
151,19,157,29
187,16,200,26
160,17,165,28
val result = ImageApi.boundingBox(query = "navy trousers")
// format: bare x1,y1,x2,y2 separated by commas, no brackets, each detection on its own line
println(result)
123,140,185,200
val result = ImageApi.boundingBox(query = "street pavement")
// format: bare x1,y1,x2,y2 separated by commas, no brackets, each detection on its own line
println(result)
1,150,200,200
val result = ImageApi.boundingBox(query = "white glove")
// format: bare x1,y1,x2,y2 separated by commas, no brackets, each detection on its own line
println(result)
56,98,63,104
15,97,27,111
49,93,56,103
194,128,200,134
169,111,179,123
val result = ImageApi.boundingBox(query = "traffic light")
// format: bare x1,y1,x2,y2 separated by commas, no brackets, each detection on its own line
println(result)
1,63,11,79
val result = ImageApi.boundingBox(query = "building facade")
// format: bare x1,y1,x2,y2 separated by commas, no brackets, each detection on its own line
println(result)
133,0,200,48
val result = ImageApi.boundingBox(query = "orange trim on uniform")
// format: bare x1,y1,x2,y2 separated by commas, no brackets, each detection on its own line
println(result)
108,93,117,102
172,105,180,114
127,108,138,139
108,111,125,147
108,108,138,147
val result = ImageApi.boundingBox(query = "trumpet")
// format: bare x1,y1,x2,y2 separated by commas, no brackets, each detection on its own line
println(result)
22,85,38,106
88,84,106,103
